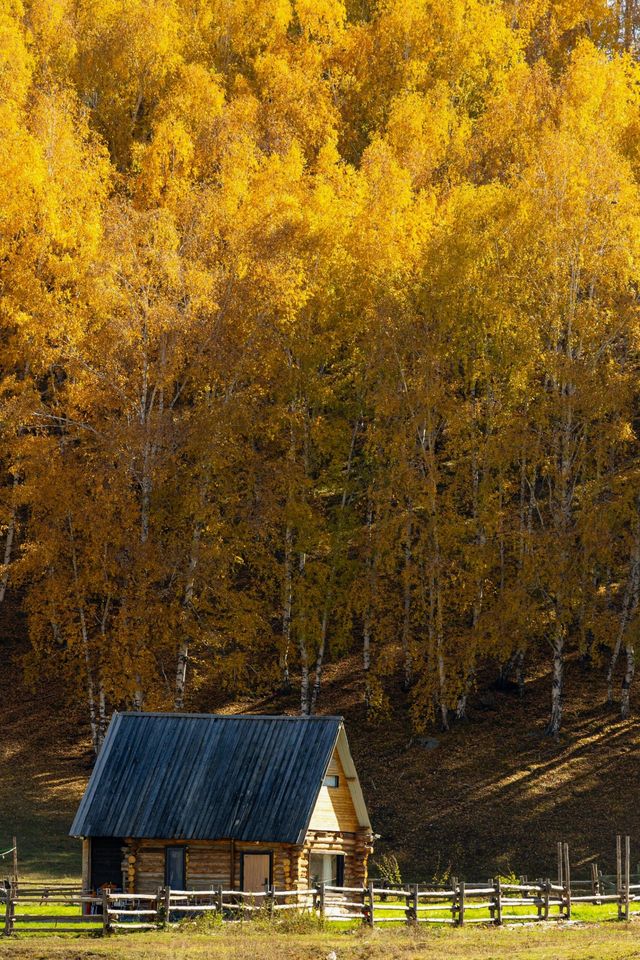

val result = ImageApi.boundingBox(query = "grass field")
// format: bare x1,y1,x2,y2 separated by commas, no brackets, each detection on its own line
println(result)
3,923,640,960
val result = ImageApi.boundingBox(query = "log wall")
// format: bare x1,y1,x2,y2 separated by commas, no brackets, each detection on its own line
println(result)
122,831,373,894
302,828,373,888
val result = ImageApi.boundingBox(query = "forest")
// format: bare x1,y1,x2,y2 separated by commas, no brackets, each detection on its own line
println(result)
3,0,640,749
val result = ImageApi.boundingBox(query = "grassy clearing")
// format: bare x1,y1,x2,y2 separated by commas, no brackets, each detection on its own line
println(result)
3,923,640,960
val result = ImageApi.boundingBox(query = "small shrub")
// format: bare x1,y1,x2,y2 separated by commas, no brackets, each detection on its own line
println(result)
178,909,223,932
372,853,402,888
249,907,325,934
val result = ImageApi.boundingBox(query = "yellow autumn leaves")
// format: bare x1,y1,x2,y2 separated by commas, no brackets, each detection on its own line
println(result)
1,0,640,745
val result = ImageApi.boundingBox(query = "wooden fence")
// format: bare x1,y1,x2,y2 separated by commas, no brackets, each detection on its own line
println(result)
2,877,639,935
1,881,103,935
2,836,640,936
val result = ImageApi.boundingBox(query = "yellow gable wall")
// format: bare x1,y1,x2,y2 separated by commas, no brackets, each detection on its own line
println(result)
307,748,359,833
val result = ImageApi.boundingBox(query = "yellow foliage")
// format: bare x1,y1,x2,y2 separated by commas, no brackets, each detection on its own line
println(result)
3,0,640,738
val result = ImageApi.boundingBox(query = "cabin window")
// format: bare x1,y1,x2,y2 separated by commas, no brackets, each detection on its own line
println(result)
165,846,186,890
323,774,339,788
309,852,344,887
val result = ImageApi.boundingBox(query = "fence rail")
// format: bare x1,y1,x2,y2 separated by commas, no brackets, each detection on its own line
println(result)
0,877,636,936
2,836,639,936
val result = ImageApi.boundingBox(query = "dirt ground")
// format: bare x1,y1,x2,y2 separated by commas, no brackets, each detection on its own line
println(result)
1,591,639,882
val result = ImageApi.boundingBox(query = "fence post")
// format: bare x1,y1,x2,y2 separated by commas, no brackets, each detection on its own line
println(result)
544,879,550,921
563,843,571,921
318,881,326,921
216,883,223,918
367,881,374,927
101,887,110,936
11,839,17,890
625,836,631,921
3,880,14,937
494,878,502,925
457,881,465,927
558,842,564,887
411,883,418,927
403,884,410,924
163,885,171,927
617,834,622,909
536,879,543,921
267,885,274,918
156,886,163,927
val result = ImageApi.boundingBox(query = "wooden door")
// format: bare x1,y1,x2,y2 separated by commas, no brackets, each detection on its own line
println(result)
165,847,186,890
242,853,271,892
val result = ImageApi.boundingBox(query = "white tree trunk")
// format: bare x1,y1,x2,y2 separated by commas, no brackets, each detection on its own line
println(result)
360,504,376,709
280,524,293,690
621,642,635,719
133,682,144,710
175,640,189,711
0,475,19,604
0,509,16,604
311,602,329,714
547,628,564,738
298,552,310,715
175,519,201,710
401,516,412,691
68,517,98,752
299,640,310,716
97,681,107,751
608,520,640,704
363,616,371,706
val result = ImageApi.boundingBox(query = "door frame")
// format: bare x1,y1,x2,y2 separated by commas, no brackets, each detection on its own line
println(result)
240,850,273,891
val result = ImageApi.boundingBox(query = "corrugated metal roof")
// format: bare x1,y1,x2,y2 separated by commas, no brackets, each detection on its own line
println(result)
70,713,343,843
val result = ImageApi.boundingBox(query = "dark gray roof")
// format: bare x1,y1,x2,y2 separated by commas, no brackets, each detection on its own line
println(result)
70,712,343,843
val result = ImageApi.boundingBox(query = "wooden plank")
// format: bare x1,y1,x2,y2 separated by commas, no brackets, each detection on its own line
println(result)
12,926,104,934
12,915,102,924
107,909,158,916
162,905,218,913
109,922,158,929
107,893,158,900
16,897,99,904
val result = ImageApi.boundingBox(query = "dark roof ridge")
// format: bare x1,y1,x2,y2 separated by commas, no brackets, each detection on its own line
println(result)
116,711,344,720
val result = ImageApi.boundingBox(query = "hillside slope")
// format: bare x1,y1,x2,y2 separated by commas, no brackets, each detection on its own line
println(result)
1,609,638,883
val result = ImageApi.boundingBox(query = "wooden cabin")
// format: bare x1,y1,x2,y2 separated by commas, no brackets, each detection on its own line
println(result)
70,712,373,895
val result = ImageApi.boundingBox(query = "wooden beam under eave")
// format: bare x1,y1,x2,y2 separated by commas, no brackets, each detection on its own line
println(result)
81,838,90,894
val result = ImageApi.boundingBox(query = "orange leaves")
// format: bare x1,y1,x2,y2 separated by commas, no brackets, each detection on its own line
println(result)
5,0,640,733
